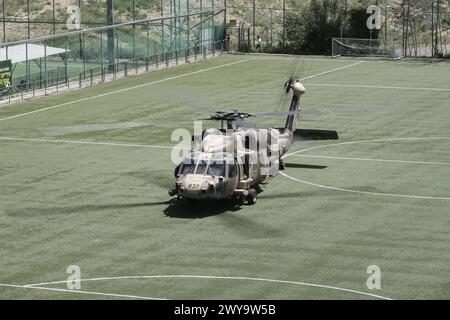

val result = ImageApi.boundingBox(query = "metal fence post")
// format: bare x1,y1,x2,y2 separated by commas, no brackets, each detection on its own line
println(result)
44,43,47,95
65,36,69,89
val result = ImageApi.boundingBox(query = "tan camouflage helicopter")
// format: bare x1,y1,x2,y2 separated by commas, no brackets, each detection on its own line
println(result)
168,78,339,205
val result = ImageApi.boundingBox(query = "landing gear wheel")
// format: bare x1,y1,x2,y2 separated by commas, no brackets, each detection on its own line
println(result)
176,195,184,201
247,189,257,205
237,195,245,204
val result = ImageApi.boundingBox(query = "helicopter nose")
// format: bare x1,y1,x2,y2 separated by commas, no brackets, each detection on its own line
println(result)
182,176,212,193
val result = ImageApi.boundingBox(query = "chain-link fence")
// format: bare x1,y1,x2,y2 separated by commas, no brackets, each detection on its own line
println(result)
0,2,226,103
227,4,289,48
0,1,226,43
225,0,450,58
394,0,450,58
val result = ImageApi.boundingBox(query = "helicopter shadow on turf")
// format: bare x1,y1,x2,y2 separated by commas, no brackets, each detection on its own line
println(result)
163,197,244,218
163,185,269,219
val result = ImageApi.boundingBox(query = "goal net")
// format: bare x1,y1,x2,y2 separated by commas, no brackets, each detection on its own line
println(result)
332,38,402,59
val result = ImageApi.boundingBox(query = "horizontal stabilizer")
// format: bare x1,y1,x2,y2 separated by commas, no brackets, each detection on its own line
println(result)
294,129,339,140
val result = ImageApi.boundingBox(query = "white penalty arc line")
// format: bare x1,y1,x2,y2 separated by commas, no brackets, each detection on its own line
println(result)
0,283,166,300
281,137,450,201
21,275,393,300
0,59,363,123
0,58,255,122
292,154,450,166
306,83,450,92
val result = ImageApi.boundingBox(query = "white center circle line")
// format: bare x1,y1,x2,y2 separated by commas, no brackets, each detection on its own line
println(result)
281,137,450,201
19,274,393,300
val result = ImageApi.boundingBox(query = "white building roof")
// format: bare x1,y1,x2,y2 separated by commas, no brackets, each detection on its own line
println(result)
0,43,68,64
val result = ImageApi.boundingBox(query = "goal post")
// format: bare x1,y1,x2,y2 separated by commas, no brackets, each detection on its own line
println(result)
332,38,402,59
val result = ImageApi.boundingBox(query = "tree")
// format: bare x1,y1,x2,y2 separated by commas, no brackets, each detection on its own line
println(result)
283,0,342,55
346,6,379,39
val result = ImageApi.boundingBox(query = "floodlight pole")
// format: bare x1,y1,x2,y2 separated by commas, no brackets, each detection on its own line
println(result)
187,0,190,51
269,8,273,45
340,0,347,40
169,0,173,52
173,0,177,60
79,0,82,62
106,0,115,71
146,22,150,60
52,0,56,37
200,0,203,48
431,0,435,57
282,0,286,46
27,0,30,39
161,0,164,60
224,0,227,42
212,0,215,49
435,0,440,57
133,0,136,61
2,0,5,42
404,0,411,57
252,0,255,48
384,5,391,55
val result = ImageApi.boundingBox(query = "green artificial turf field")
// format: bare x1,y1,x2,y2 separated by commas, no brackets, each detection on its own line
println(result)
0,54,449,299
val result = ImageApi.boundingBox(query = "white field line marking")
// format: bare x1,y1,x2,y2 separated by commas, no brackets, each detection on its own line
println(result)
22,275,393,300
0,283,166,300
307,83,450,92
251,56,361,62
281,137,450,201
0,59,364,123
0,58,255,122
0,136,188,150
280,171,450,201
300,61,364,81
293,154,450,166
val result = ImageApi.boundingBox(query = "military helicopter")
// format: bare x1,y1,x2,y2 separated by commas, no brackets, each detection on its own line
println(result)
168,78,339,205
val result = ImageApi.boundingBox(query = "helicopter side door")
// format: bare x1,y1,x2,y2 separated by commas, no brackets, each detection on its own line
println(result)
225,159,239,193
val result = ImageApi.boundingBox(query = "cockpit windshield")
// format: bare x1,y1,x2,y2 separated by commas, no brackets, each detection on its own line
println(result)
179,163,195,175
195,160,208,175
207,161,225,176
179,153,231,177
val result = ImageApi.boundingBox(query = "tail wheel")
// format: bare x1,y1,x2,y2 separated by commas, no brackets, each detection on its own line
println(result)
247,189,257,205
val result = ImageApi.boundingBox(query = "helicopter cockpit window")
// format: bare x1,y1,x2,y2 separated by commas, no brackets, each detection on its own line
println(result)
195,160,208,175
180,164,196,175
179,159,196,175
207,161,225,177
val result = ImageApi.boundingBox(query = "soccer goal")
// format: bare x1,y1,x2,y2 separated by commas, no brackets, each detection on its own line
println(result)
332,38,402,59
